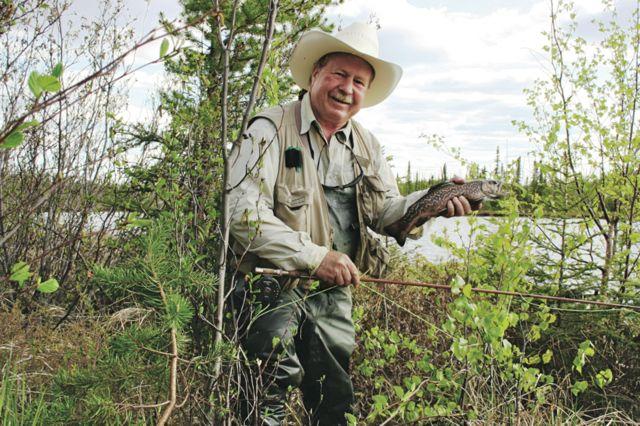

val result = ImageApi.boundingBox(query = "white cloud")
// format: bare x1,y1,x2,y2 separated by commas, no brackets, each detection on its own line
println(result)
125,66,167,93
109,0,633,180
124,102,156,124
575,0,610,14
325,0,551,178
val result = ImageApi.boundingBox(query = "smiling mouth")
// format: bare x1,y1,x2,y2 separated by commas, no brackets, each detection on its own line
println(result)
331,94,353,105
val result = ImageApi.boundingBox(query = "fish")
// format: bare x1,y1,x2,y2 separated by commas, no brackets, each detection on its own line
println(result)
384,180,506,246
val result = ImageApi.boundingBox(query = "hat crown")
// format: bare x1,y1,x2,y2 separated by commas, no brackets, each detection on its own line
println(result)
335,23,379,58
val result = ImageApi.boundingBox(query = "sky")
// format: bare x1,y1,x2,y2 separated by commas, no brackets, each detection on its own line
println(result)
70,0,634,180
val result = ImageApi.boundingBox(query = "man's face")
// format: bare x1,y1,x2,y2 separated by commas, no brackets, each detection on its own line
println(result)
308,53,373,130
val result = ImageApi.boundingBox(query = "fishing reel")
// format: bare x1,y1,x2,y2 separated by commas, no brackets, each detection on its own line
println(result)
248,274,282,307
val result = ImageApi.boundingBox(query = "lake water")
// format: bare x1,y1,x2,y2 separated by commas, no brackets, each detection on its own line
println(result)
401,216,487,263
44,213,638,278
401,216,639,266
38,211,125,233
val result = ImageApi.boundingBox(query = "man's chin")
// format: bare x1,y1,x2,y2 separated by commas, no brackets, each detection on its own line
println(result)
329,104,357,118
326,111,352,125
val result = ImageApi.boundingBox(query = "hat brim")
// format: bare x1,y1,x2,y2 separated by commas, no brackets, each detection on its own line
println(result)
289,29,403,108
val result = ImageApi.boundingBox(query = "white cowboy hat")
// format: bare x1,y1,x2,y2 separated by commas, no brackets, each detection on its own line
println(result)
289,22,403,108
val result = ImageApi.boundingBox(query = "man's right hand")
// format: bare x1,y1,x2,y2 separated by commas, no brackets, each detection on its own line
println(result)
315,251,360,288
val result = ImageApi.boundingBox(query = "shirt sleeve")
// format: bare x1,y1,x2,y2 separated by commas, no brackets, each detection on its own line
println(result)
366,132,433,238
227,119,329,272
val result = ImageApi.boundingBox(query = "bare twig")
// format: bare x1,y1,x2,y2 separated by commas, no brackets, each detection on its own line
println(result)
0,11,215,148
0,175,63,246
212,0,279,378
154,278,179,426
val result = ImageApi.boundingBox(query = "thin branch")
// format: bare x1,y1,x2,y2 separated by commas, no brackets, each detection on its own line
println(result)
0,11,216,148
117,400,170,409
0,175,63,246
154,277,179,426
212,0,240,380
236,0,280,142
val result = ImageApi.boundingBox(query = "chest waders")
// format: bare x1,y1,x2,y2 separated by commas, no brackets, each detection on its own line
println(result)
236,101,387,425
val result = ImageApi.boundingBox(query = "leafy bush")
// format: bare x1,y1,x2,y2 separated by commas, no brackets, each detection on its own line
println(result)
349,199,634,423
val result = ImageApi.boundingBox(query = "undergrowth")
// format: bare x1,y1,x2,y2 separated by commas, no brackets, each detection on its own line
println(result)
349,199,639,424
1,206,638,424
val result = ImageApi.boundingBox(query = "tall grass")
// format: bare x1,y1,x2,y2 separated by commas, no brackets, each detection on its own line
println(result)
1,355,47,426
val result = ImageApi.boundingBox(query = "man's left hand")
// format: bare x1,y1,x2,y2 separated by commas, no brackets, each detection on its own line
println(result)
442,176,482,218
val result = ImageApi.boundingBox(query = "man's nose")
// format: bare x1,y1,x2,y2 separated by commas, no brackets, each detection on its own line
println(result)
338,78,354,94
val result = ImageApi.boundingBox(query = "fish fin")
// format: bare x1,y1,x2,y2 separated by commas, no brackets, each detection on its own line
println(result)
469,199,482,210
384,223,400,240
427,180,454,193
414,217,429,228
384,223,407,246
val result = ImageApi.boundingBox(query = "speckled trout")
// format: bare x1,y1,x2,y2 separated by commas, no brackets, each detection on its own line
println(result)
385,180,505,246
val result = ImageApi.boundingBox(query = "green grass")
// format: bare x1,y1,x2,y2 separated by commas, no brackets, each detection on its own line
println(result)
1,356,47,426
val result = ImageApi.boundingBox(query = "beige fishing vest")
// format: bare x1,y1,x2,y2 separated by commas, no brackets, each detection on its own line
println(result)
234,101,390,288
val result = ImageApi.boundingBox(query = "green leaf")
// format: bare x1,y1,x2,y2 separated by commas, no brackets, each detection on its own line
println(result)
571,380,588,396
125,212,152,228
271,336,281,348
451,337,468,361
595,369,613,389
37,75,61,93
37,278,59,293
525,355,541,365
371,394,388,411
462,283,472,298
128,219,152,228
160,39,170,58
11,261,29,274
28,71,43,97
345,413,357,426
309,280,320,291
9,262,31,286
16,120,39,131
393,385,404,399
52,62,63,78
1,131,24,149
451,275,464,295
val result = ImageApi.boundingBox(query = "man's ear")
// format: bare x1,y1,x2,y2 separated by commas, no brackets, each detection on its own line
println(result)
309,66,320,86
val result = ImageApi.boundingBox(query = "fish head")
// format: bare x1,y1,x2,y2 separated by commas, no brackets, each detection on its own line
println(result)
480,180,506,199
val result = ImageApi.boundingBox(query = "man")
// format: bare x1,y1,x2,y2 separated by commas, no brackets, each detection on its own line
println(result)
228,22,475,425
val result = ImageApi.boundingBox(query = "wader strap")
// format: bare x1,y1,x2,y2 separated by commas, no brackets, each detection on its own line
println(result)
294,101,316,159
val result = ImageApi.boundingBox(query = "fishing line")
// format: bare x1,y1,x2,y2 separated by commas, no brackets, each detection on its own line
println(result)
247,285,334,328
359,282,454,338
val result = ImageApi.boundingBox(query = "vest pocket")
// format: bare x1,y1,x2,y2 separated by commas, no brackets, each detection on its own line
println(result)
360,174,387,225
357,231,390,278
274,185,311,232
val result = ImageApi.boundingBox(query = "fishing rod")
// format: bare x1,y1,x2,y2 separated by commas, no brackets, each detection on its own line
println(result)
254,267,640,312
